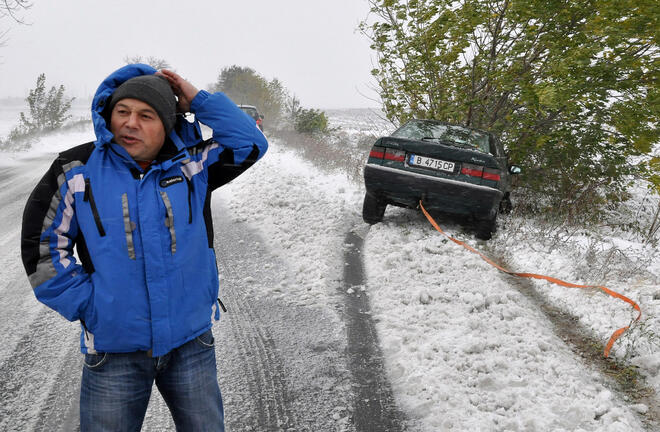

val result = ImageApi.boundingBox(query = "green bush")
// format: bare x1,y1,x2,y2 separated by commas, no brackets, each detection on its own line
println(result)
294,108,328,134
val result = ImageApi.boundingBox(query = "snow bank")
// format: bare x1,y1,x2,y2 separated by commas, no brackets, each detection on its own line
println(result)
493,214,660,393
365,212,644,431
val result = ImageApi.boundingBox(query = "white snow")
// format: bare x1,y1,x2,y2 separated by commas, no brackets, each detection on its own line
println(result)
2,107,659,431
216,131,659,431
216,138,357,308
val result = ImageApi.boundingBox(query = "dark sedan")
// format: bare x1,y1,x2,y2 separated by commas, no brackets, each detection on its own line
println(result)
362,119,520,239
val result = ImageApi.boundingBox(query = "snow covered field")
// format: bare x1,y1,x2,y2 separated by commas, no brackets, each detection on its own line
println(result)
1,108,659,431
0,98,91,140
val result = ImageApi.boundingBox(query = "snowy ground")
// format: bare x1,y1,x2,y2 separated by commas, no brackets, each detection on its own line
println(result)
219,136,659,432
1,108,659,431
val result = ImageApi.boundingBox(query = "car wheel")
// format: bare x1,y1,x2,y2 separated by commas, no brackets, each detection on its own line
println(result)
475,215,496,240
363,193,386,224
499,193,512,214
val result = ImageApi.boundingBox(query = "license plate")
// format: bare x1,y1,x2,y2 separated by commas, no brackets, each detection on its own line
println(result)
409,154,455,173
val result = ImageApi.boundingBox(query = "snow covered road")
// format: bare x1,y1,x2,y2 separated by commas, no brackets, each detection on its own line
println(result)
0,132,394,432
212,197,357,431
1,123,659,431
0,152,83,431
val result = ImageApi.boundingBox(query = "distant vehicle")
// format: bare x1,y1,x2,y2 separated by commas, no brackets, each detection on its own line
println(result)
362,119,521,240
238,104,264,131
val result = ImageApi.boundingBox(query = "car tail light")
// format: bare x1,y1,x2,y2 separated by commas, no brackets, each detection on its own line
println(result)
384,148,405,162
482,168,501,181
369,146,385,159
461,163,484,178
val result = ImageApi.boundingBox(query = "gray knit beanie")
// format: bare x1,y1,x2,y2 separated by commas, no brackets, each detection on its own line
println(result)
109,75,177,133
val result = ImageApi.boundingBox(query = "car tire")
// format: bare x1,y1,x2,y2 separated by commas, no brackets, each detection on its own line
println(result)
363,193,386,224
499,193,512,214
475,215,496,240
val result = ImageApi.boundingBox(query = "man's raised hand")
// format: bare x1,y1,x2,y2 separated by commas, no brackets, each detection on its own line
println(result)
157,69,199,113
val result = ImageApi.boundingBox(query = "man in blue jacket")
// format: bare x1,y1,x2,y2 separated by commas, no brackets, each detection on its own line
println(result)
21,64,268,431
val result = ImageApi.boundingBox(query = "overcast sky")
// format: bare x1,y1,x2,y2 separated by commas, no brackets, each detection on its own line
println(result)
0,0,379,109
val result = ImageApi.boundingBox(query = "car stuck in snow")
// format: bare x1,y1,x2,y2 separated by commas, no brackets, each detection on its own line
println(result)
362,119,520,239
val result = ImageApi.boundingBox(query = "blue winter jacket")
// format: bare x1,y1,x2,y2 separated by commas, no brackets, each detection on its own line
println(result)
21,64,268,356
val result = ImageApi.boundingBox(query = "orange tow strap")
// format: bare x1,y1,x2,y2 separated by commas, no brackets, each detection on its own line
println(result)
419,201,642,358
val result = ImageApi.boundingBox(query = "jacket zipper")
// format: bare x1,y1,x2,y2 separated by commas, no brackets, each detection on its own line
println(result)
83,178,106,237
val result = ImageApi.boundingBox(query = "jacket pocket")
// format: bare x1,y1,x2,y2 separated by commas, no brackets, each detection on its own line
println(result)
159,190,176,254
83,178,106,237
121,193,136,260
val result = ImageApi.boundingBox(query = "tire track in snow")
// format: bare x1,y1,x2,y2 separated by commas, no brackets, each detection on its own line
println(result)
0,160,86,431
214,228,299,431
212,197,354,431
0,157,58,333
0,186,44,366
0,305,79,431
0,162,83,431
30,335,82,432
343,226,407,431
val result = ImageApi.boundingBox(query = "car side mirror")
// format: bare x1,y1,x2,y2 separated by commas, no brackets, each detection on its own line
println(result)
509,165,522,174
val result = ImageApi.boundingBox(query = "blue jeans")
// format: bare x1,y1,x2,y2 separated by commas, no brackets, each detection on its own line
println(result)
80,330,224,432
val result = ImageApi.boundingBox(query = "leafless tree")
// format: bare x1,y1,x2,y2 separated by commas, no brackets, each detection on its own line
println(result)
124,55,172,70
1,0,31,22
1,1,31,48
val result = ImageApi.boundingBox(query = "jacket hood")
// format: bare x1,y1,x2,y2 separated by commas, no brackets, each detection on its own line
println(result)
91,64,187,153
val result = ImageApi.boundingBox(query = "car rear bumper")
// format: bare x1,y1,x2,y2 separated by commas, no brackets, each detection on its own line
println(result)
364,164,503,218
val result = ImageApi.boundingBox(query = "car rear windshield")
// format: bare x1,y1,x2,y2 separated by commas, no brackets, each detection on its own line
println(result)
392,121,491,154
240,107,259,119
